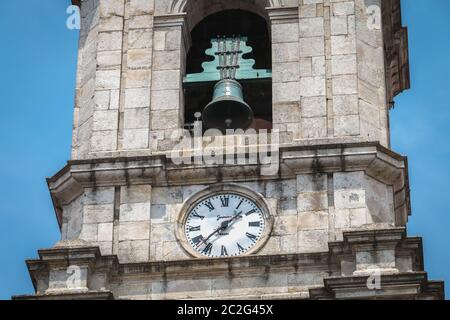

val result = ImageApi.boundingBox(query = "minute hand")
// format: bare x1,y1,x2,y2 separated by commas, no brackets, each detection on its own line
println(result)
223,210,243,229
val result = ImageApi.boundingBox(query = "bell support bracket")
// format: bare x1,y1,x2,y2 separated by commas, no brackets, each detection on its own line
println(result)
184,36,272,83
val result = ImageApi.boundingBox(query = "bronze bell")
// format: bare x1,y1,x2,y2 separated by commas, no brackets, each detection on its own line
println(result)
203,79,254,131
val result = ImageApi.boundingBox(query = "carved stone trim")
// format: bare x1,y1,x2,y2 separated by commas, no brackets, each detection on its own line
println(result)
168,0,285,14
309,273,444,300
153,13,192,53
13,291,114,300
18,228,444,300
267,6,299,23
47,142,411,228
22,246,119,297
382,0,410,107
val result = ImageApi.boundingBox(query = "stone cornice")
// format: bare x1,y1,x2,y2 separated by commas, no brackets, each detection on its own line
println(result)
266,6,298,23
118,252,334,279
50,143,407,188
382,0,410,106
330,227,406,247
153,13,191,50
25,245,119,296
153,13,188,29
328,228,425,277
310,272,444,300
13,290,114,300
19,228,442,300
47,142,411,228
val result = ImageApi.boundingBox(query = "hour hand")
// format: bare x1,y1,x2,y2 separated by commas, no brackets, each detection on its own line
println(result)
220,211,242,231
202,222,227,244
204,211,243,243
218,220,229,231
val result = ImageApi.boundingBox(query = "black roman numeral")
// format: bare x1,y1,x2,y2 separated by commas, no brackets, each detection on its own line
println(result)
221,245,228,256
237,243,245,252
202,243,213,255
246,232,258,241
191,211,205,220
220,196,229,207
188,226,201,232
236,199,244,209
192,235,204,245
248,221,261,227
245,209,257,216
204,201,215,211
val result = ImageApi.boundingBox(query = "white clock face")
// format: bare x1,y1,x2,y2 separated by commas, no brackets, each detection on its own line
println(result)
184,193,266,258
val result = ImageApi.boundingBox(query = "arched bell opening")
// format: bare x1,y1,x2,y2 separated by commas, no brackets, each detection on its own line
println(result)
183,9,273,133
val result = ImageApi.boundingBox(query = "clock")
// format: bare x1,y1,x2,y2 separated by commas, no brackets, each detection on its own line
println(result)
181,192,271,258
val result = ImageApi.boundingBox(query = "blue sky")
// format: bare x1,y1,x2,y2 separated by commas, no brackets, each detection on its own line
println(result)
0,0,448,299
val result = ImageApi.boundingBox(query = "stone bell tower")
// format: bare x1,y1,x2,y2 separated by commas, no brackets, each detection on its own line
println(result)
15,0,444,300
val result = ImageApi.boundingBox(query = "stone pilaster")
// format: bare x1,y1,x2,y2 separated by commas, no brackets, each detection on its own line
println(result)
120,0,155,150
90,0,125,154
149,14,188,153
268,7,301,143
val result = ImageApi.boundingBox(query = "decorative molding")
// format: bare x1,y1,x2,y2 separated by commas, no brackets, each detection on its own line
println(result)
15,228,444,300
13,291,114,300
13,245,117,300
310,272,444,300
153,13,188,29
169,0,285,14
153,13,191,51
382,0,410,107
266,6,299,23
169,0,188,13
47,142,411,229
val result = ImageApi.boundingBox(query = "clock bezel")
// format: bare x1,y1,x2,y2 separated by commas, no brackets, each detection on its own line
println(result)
176,184,274,259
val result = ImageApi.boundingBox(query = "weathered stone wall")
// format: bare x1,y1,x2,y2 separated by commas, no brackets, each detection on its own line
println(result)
72,0,155,159
72,0,100,159
273,0,389,145
60,171,395,263
111,268,330,299
71,0,393,160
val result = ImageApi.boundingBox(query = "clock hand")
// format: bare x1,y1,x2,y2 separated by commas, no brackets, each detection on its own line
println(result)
222,210,242,230
201,220,228,245
201,211,242,245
